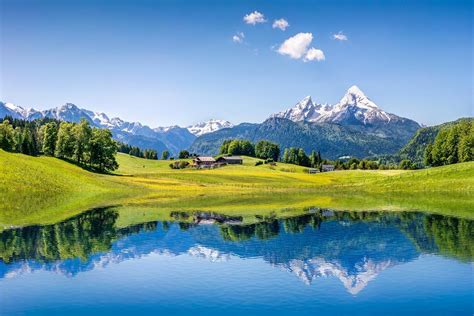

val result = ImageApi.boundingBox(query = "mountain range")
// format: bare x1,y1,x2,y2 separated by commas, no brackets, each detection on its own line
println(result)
190,86,421,158
0,101,233,155
1,85,421,158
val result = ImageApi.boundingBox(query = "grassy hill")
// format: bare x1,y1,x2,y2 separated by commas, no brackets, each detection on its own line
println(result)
1,150,473,228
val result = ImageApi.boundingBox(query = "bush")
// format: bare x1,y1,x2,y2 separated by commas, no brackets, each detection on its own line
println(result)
399,159,415,170
169,161,190,169
255,161,263,166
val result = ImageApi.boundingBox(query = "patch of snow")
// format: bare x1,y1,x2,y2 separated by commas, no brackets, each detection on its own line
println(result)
187,119,234,136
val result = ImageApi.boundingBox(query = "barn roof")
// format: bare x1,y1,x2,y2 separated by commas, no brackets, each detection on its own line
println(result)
195,156,216,162
224,156,242,160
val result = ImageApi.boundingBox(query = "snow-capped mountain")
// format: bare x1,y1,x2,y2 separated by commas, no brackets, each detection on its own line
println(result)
271,96,332,122
281,257,394,295
271,85,411,126
0,102,41,120
0,101,232,154
187,119,234,137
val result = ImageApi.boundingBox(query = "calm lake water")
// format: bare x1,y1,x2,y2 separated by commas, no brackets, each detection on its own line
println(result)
1,209,472,315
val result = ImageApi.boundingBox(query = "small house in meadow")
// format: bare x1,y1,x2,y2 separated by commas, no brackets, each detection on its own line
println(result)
193,156,216,167
216,156,243,165
321,164,335,172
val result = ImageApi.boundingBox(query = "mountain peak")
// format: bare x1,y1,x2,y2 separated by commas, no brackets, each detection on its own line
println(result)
339,85,378,109
62,103,80,110
298,96,313,108
187,119,233,136
346,85,365,97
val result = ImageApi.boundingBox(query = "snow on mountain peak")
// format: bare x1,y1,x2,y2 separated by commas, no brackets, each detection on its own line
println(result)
271,85,396,125
5,102,24,112
187,119,233,136
339,85,378,110
347,85,365,97
298,96,313,108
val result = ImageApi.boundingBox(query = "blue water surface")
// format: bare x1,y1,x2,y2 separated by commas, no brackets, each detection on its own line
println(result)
0,210,472,315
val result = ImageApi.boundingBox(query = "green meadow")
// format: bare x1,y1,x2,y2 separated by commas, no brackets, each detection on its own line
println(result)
1,149,473,229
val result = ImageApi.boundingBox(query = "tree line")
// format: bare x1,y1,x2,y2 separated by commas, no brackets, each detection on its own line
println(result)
281,147,322,168
0,117,118,172
117,142,159,160
219,139,280,161
424,119,473,167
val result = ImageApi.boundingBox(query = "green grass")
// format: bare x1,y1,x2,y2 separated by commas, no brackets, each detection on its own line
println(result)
1,150,473,228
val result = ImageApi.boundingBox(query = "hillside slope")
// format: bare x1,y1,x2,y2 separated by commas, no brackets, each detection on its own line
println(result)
1,151,473,227
399,118,473,163
0,150,139,226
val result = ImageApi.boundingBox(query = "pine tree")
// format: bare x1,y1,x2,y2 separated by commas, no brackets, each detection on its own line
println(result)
161,150,170,160
282,148,289,163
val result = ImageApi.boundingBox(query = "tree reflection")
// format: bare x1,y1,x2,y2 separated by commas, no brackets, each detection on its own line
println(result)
0,208,472,265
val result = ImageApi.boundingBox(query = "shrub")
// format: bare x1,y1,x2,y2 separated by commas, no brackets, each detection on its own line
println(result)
169,161,190,169
255,161,263,166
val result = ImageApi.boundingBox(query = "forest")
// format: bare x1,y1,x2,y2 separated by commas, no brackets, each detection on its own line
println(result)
0,117,118,172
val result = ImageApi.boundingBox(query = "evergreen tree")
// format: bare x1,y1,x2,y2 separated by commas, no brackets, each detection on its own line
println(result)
309,150,318,167
282,148,290,163
297,148,309,166
178,150,190,159
161,150,170,160
424,143,433,166
144,149,158,159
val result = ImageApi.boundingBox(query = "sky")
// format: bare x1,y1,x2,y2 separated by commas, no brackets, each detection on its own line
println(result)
0,0,472,127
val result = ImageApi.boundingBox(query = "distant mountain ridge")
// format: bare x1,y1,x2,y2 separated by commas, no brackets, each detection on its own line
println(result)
190,86,421,159
1,85,421,158
0,101,232,155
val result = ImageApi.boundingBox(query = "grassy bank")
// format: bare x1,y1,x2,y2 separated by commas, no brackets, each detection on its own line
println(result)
1,150,473,228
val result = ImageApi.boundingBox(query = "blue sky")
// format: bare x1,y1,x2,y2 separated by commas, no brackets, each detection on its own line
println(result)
0,0,472,127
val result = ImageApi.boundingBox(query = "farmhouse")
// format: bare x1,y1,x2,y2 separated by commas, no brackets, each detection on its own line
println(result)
193,156,216,167
216,156,243,165
321,164,335,172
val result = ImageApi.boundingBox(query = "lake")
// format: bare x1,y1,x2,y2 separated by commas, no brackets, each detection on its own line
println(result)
0,208,472,315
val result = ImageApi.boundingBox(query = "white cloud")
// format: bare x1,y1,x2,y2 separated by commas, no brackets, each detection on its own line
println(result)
277,32,313,59
304,48,325,62
243,11,266,25
272,18,289,31
232,32,245,43
333,31,348,41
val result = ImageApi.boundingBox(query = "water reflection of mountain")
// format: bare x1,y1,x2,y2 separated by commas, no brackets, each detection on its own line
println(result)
0,209,472,294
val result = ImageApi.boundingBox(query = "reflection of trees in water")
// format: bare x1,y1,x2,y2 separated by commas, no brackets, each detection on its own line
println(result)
424,215,473,262
0,208,472,264
0,208,119,263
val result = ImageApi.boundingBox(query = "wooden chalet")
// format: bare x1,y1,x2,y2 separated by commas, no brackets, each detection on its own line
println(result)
321,164,335,172
216,156,243,165
193,156,216,167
